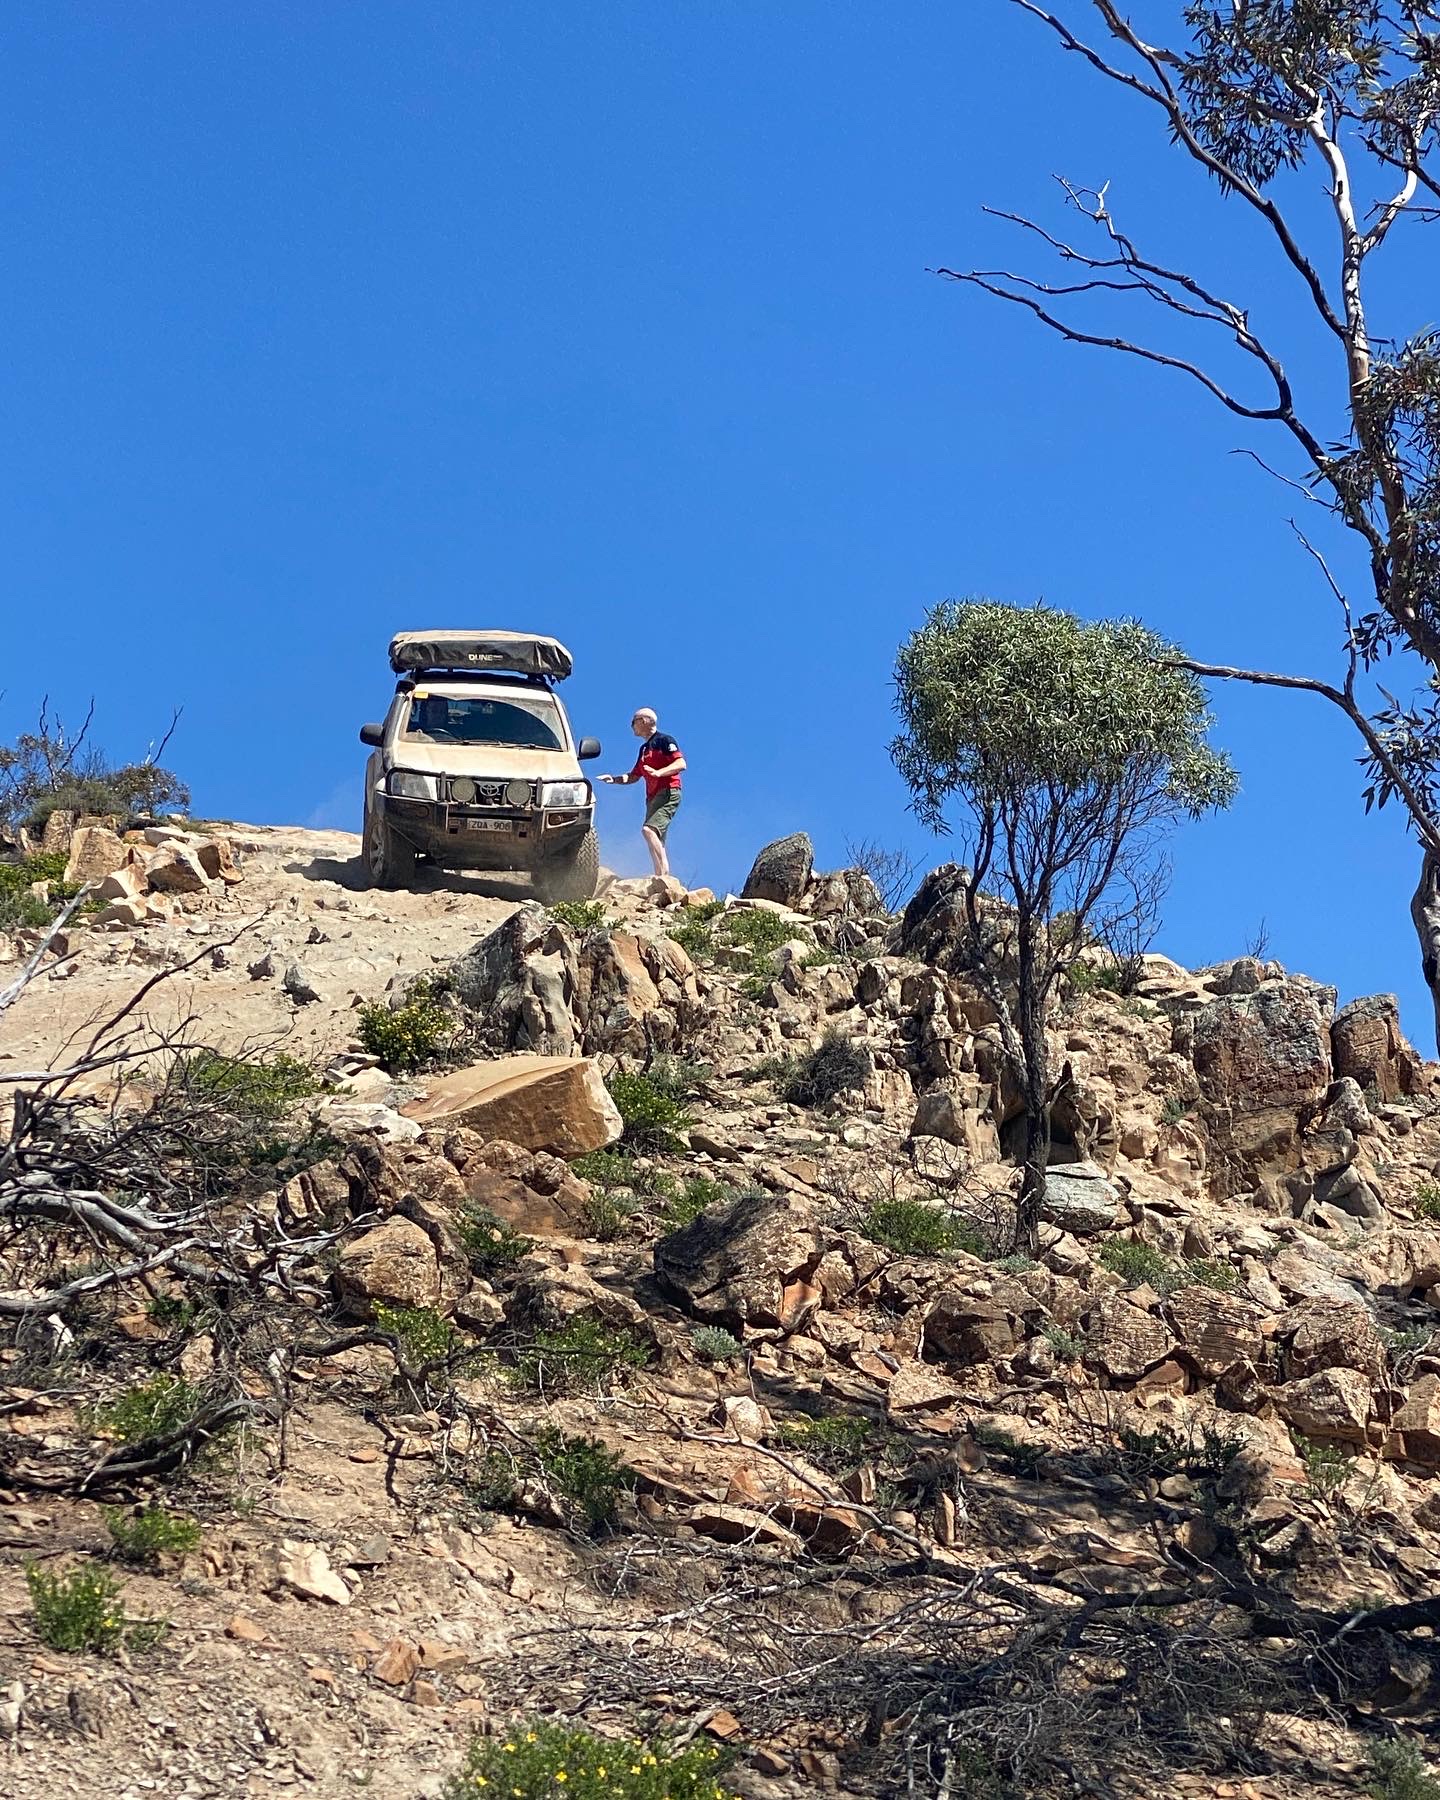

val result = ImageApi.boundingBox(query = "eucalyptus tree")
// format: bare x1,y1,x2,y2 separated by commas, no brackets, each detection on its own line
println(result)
891,599,1236,1246
944,2,1440,1041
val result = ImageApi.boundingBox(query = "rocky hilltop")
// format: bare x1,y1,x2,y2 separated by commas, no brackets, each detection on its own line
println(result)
5,820,1440,1799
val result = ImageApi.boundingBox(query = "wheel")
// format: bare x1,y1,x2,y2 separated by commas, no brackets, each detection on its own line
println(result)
362,808,419,890
535,827,599,903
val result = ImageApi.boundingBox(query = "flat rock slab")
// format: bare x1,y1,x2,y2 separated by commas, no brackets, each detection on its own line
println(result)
402,1054,623,1157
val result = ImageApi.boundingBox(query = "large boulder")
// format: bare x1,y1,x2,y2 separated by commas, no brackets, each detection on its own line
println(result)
1332,994,1425,1103
655,1190,858,1331
402,1056,622,1158
1183,979,1333,1111
1280,1297,1386,1381
572,929,702,1057
335,1216,451,1317
741,833,814,907
447,906,580,1056
1272,1367,1373,1443
1038,1164,1122,1236
63,825,130,886
442,1132,593,1238
144,844,212,894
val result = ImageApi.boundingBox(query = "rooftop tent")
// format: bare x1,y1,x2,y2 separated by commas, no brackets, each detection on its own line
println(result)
388,631,574,681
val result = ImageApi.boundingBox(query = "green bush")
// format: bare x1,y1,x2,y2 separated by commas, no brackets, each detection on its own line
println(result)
103,1502,202,1564
691,1324,743,1363
776,1412,878,1471
973,1423,1048,1479
662,1175,729,1229
777,1030,871,1109
1117,1423,1242,1484
549,899,610,933
1413,1181,1440,1221
172,1050,321,1124
719,907,793,960
642,1053,710,1102
443,1719,736,1800
84,1376,203,1444
456,1203,531,1276
374,1303,459,1368
0,851,91,930
25,1562,165,1655
861,1198,975,1258
607,1069,692,1151
1369,1739,1440,1800
582,1188,636,1242
667,900,723,961
535,1429,633,1528
1098,1239,1177,1290
1066,960,1127,997
512,1318,649,1396
1042,1324,1081,1361
1295,1433,1355,1496
572,1148,657,1192
1161,1095,1194,1125
357,978,457,1074
462,1449,519,1514
1185,1257,1239,1294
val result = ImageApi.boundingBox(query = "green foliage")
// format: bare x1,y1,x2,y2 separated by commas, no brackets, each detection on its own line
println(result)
0,704,189,838
443,1719,736,1800
1295,1433,1355,1497
103,1502,202,1564
84,1375,202,1444
357,978,456,1074
1117,1423,1242,1485
776,1412,878,1472
691,1324,743,1364
535,1428,633,1528
641,1053,709,1102
1042,1324,1081,1361
1186,1257,1240,1294
973,1423,1048,1479
861,1198,979,1258
1383,1322,1434,1361
1161,1095,1195,1125
1066,960,1129,997
582,1187,636,1242
571,1148,652,1190
718,906,793,959
662,1175,729,1229
666,899,723,961
455,1203,531,1276
1413,1181,1440,1221
1098,1239,1177,1290
146,1294,200,1334
776,1030,871,1109
25,1562,165,1656
374,1303,459,1368
512,1318,649,1396
607,1069,692,1152
0,851,92,930
173,1050,321,1124
993,1252,1036,1274
891,600,1237,836
1368,1738,1440,1800
549,898,610,933
462,1449,519,1514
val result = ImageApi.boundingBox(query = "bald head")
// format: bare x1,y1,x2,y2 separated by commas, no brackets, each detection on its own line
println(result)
630,707,658,738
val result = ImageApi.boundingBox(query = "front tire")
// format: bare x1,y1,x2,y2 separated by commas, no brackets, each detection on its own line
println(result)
535,826,599,903
363,809,419,890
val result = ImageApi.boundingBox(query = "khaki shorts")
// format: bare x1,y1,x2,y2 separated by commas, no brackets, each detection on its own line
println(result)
644,789,681,842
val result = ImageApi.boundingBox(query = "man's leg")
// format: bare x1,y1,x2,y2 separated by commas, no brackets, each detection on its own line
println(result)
642,823,669,878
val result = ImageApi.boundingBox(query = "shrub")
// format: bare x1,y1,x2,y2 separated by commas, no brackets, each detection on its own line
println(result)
455,1203,531,1276
512,1318,649,1396
776,1412,878,1471
535,1428,633,1528
0,703,189,838
357,978,456,1074
607,1069,692,1152
662,1175,729,1229
103,1503,202,1564
778,1031,871,1109
550,899,610,933
1185,1257,1239,1294
463,1449,519,1514
719,907,793,960
1098,1239,1178,1291
1295,1434,1355,1497
442,1719,736,1800
973,1423,1048,1479
642,1053,710,1102
691,1324,743,1364
25,1562,165,1656
1161,1095,1194,1125
861,1198,972,1258
572,1148,658,1193
582,1188,636,1242
1042,1324,1081,1361
1066,960,1127,997
1413,1181,1440,1221
84,1375,203,1444
667,901,723,961
1117,1423,1242,1484
1369,1739,1440,1800
374,1303,459,1368
172,1050,321,1124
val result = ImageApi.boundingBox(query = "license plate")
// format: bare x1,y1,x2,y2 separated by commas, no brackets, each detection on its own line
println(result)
466,818,512,833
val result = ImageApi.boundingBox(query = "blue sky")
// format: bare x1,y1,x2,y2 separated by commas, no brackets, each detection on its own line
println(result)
2,3,1431,1038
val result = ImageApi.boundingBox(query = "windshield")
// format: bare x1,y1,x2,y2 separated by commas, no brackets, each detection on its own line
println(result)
402,692,566,751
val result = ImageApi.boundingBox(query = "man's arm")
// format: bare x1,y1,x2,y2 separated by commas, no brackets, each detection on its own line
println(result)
600,752,647,785
645,753,686,780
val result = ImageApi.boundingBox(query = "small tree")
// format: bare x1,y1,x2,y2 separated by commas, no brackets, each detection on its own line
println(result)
891,599,1235,1245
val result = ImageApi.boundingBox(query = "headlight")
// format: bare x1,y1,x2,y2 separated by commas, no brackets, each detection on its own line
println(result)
387,769,438,801
506,778,532,808
541,780,588,809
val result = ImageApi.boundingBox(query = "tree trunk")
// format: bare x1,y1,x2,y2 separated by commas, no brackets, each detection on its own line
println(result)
1013,925,1051,1253
1411,848,1440,1057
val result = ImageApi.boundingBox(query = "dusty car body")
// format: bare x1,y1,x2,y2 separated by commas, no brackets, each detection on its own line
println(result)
359,631,601,898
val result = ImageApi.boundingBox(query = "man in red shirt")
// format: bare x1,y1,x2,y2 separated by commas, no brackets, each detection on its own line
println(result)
600,707,686,878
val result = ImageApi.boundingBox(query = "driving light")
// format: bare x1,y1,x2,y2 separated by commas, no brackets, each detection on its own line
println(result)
505,778,532,808
541,780,588,809
449,776,476,804
388,769,438,801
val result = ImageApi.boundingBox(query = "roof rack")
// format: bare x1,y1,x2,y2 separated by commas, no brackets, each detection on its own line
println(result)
388,630,573,682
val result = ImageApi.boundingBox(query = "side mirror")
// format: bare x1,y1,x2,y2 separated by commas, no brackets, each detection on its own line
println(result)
577,736,602,761
359,722,385,748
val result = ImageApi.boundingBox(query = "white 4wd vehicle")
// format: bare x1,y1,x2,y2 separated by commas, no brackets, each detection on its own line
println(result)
360,631,602,900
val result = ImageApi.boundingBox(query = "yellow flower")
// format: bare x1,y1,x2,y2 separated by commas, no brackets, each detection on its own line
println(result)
555,1775,567,1785
525,1734,537,1745
503,1745,516,1754
630,1766,643,1776
596,1769,606,1781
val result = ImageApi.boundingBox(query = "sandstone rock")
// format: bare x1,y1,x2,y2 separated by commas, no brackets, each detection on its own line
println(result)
1283,1297,1386,1380
741,833,814,906
655,1190,849,1330
63,825,129,885
372,1637,421,1685
909,1082,999,1163
94,865,145,903
1039,1165,1122,1236
1332,993,1425,1103
1167,1285,1265,1378
144,844,211,894
1273,1367,1373,1443
1085,1299,1175,1381
1182,979,1332,1111
448,905,580,1055
283,962,322,1004
94,899,149,928
922,1293,1017,1366
687,1503,803,1552
1394,1375,1440,1462
336,1216,448,1316
275,1541,350,1606
195,836,244,885
40,810,77,853
402,1056,622,1157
